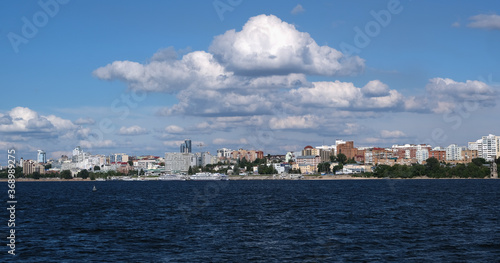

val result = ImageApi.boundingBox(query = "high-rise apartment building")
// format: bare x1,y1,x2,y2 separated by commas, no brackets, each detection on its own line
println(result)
446,144,462,161
180,139,192,153
471,134,499,162
37,150,46,163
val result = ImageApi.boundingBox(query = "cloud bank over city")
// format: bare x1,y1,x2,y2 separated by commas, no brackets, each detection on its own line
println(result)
1,1,500,159
92,14,497,150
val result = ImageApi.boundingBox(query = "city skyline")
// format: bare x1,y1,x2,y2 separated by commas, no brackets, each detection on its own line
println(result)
1,1,500,159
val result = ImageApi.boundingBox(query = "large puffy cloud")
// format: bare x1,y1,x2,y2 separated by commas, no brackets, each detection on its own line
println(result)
0,114,13,125
158,88,279,117
94,50,307,93
157,77,495,119
0,107,77,133
361,80,390,97
467,14,500,30
290,80,404,110
94,51,229,93
426,78,495,101
209,14,364,76
93,14,361,94
0,107,103,156
91,13,498,147
425,78,496,113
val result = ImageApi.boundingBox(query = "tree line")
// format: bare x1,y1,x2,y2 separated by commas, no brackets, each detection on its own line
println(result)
0,165,144,180
360,157,499,179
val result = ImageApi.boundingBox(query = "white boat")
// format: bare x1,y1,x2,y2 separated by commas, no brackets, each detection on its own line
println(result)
92,185,97,192
158,174,186,181
189,172,228,181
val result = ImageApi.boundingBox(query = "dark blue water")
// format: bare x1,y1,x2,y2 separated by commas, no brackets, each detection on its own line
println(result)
1,180,499,262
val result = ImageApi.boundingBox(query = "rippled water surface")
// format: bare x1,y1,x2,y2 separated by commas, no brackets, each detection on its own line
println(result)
2,179,500,262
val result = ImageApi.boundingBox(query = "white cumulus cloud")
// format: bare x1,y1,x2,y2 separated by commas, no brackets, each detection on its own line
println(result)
380,130,406,138
79,139,115,149
290,80,404,110
269,115,319,130
212,138,248,145
425,78,496,113
165,125,184,133
118,125,149,135
74,117,96,125
209,14,364,76
0,107,78,133
291,4,305,15
467,14,500,30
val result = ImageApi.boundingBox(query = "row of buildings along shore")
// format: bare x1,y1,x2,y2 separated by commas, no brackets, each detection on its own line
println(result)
12,134,500,177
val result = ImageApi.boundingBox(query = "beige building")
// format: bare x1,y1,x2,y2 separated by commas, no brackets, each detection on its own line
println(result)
292,163,317,174
23,160,45,175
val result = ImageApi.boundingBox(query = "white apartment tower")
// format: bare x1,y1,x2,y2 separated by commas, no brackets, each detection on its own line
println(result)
446,144,462,161
475,134,499,162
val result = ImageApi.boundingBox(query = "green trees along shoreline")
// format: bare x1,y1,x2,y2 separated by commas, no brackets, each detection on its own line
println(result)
1,157,499,179
361,157,498,179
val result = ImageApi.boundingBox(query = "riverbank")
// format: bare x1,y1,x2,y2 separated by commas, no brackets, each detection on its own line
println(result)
1,175,496,182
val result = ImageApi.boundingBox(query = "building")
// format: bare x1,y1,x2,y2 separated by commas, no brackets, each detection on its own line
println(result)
110,153,128,163
37,150,46,163
336,141,358,160
22,160,45,175
72,146,82,157
180,139,192,154
315,145,337,155
374,158,418,166
217,148,232,158
461,150,478,163
133,160,157,171
416,148,429,164
354,149,365,163
337,164,373,175
468,141,480,151
196,152,214,167
302,146,320,157
391,144,431,160
296,155,321,167
285,152,295,163
231,149,264,162
477,134,499,162
446,144,462,161
291,163,317,174
165,153,195,173
430,148,446,162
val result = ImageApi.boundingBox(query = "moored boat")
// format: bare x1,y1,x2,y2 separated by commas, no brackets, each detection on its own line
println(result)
189,172,227,181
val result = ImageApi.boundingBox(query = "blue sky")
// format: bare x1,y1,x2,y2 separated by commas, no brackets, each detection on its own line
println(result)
1,0,499,160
